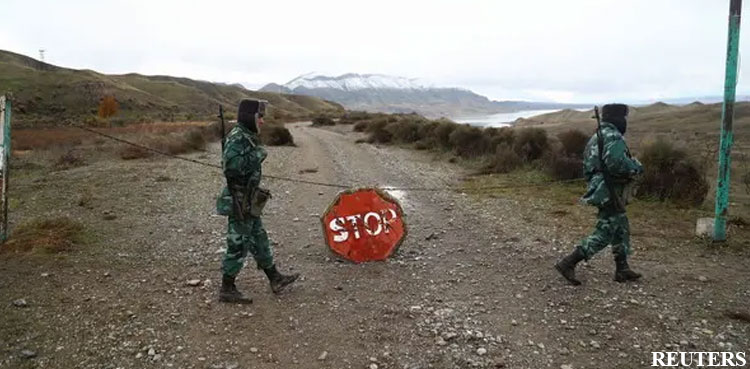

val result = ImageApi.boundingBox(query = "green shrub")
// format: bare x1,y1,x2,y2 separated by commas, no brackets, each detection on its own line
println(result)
487,145,522,173
635,138,708,206
513,128,549,162
557,129,589,158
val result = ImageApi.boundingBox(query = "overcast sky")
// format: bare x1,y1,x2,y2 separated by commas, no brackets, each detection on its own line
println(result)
1,0,748,103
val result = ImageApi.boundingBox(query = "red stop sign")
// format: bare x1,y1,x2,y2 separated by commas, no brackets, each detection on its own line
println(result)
321,188,407,263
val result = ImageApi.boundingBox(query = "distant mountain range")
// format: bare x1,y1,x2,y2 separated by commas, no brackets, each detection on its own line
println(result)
260,73,589,118
0,50,343,126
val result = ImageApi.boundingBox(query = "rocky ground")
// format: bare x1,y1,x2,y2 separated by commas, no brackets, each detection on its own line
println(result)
1,122,749,369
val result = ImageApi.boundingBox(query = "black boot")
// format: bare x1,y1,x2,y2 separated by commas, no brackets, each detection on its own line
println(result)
614,253,642,283
555,248,586,286
219,275,253,304
263,265,300,294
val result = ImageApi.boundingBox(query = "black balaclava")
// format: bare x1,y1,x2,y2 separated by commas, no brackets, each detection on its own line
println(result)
601,103,629,134
237,99,267,133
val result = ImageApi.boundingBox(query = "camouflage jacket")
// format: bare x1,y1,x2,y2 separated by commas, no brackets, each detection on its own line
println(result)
216,124,267,216
580,122,643,208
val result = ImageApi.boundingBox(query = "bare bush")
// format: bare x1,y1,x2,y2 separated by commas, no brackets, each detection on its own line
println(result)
543,149,583,180
312,115,335,126
120,145,152,160
513,128,549,162
55,150,86,169
449,125,492,158
557,129,589,158
487,145,522,173
635,138,709,207
260,124,295,146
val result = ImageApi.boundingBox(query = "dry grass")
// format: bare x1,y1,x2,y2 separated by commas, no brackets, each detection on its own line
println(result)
1,217,86,254
12,121,212,151
119,145,152,160
55,150,87,169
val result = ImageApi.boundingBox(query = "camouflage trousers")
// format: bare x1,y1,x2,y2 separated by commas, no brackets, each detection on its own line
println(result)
577,207,631,260
222,214,274,277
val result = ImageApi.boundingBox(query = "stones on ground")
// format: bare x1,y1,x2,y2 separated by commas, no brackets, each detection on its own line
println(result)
318,351,328,360
590,340,601,349
369,364,379,369
186,279,202,287
511,319,518,326
561,365,573,369
477,347,487,356
698,276,708,282
250,347,259,353
20,350,37,359
148,348,156,356
435,337,448,346
12,299,28,308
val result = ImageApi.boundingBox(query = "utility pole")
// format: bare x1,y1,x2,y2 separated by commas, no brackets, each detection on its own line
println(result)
713,0,743,242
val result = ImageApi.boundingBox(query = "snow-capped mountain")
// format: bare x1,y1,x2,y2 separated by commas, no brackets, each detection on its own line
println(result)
260,73,585,117
285,73,431,91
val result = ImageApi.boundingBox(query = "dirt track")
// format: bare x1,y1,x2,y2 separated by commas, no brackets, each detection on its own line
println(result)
2,122,750,369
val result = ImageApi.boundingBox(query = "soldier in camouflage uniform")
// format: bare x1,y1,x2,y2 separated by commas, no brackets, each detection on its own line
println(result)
216,99,299,304
555,104,644,285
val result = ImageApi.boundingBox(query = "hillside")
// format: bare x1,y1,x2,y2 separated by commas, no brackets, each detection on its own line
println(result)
0,50,344,126
516,101,750,148
260,73,588,118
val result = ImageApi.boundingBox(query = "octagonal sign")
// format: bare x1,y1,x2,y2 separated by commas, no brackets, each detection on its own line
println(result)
321,188,407,263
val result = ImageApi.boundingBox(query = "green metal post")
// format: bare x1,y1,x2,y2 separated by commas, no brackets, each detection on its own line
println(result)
714,0,743,242
0,96,10,242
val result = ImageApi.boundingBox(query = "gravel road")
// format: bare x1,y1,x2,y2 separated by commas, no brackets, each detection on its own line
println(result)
1,122,749,369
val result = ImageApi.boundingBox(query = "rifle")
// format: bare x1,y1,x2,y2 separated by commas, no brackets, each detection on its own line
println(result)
218,105,226,154
594,106,625,212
